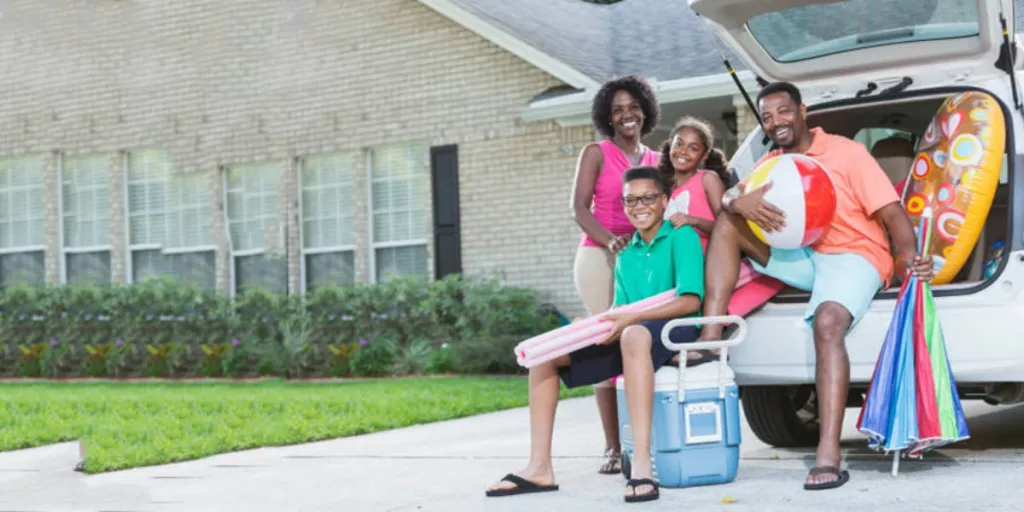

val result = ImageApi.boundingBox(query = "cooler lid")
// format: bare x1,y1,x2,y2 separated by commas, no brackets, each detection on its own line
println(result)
615,364,736,392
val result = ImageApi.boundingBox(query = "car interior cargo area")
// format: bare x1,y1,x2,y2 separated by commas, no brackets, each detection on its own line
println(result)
769,89,1012,302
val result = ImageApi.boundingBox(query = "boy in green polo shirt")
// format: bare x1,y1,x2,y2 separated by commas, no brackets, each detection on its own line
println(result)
485,166,705,504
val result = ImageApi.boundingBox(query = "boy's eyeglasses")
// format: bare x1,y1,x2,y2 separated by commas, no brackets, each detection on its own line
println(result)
621,194,664,207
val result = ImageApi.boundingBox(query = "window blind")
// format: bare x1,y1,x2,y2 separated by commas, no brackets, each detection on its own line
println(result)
370,144,428,282
301,152,358,291
0,155,45,287
126,150,215,290
62,154,111,285
226,163,287,295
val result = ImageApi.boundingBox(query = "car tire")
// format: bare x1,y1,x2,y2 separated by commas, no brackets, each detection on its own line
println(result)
741,385,820,448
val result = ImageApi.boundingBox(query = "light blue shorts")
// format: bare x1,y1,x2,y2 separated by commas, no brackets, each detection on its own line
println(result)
750,247,882,330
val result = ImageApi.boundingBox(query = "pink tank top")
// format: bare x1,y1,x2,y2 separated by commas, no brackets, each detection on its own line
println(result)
580,140,660,247
664,170,715,251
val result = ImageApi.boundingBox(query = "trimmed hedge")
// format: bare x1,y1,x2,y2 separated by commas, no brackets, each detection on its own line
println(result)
0,275,566,379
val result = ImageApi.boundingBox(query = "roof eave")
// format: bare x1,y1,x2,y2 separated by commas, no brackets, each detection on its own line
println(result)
417,0,602,91
521,71,760,126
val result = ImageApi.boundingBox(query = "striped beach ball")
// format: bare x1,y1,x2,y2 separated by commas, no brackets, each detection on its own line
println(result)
744,154,837,249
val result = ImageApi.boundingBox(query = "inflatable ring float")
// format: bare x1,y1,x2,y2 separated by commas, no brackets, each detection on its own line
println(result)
903,91,1006,285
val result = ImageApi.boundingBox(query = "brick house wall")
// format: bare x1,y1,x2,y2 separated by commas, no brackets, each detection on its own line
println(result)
0,0,596,316
733,94,762,145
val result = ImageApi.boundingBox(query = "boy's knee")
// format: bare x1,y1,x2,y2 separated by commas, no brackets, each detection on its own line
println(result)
619,325,652,357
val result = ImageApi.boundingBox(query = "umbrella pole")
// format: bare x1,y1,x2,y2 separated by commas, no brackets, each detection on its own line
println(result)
892,450,900,476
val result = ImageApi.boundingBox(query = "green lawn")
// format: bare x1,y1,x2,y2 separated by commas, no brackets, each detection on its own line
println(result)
0,377,593,473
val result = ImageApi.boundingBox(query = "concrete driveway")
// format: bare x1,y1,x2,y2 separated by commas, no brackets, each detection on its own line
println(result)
2,396,1023,512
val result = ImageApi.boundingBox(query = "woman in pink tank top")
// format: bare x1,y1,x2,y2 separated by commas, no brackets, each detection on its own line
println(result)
570,75,660,476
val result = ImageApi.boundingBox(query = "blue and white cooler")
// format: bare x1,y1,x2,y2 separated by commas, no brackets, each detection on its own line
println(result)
615,315,747,488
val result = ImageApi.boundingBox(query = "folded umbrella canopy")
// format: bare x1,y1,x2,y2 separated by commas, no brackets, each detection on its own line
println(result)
855,207,970,476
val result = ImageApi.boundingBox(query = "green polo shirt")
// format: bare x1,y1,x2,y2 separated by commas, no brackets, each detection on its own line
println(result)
612,222,705,313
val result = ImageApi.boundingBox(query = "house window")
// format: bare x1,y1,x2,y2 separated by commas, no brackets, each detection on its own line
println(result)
61,154,111,285
300,153,357,292
0,156,45,288
225,162,287,295
369,143,428,282
126,150,216,291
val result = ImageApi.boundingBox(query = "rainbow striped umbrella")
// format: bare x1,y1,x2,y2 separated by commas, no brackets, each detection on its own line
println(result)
855,207,970,476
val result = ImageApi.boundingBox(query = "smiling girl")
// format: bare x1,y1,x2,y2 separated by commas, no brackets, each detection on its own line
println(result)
658,116,734,248
658,117,739,366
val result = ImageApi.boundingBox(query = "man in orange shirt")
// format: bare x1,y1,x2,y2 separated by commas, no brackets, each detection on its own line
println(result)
700,82,935,491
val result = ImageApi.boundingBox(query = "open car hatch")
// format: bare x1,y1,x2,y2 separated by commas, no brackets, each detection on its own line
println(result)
690,0,1017,103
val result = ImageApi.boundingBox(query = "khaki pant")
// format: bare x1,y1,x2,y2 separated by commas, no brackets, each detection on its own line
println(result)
573,246,616,315
573,246,617,389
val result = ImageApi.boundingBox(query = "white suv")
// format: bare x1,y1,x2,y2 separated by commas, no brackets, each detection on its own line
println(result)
692,0,1024,447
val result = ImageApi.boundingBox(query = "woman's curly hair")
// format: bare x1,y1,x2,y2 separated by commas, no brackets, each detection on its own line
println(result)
590,75,660,138
657,116,735,189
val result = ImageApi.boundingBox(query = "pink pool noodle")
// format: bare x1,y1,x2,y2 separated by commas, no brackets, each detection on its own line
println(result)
516,296,671,362
520,334,611,368
515,291,675,354
517,278,782,368
515,262,784,368
519,323,615,368
517,264,760,357
515,292,674,363
517,260,762,355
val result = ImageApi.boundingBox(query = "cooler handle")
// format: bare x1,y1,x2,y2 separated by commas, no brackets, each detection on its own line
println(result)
660,315,747,402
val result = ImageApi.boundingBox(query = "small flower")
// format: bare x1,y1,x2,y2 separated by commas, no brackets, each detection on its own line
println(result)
115,339,124,347
441,343,449,349
359,339,368,347
231,338,241,347
49,338,58,347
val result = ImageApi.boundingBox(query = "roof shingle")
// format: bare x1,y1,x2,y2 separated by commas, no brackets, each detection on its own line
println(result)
447,0,743,83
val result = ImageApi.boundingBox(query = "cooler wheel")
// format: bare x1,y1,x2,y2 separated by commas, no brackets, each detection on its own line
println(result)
620,451,631,480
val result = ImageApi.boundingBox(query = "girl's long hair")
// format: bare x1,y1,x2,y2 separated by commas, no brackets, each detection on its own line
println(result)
658,116,734,189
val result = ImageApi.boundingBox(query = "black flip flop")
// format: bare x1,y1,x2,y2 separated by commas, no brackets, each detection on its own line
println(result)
625,478,660,503
803,466,850,491
685,349,719,367
485,473,559,497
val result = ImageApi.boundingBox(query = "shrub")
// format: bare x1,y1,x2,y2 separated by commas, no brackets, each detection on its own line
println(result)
0,274,565,379
349,337,397,377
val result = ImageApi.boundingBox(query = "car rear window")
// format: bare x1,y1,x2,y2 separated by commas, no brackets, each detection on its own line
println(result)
747,0,981,63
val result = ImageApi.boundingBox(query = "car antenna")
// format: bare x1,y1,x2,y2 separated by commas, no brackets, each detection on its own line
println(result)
855,82,878,98
996,10,1023,115
878,77,913,96
698,13,765,132
720,51,765,133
